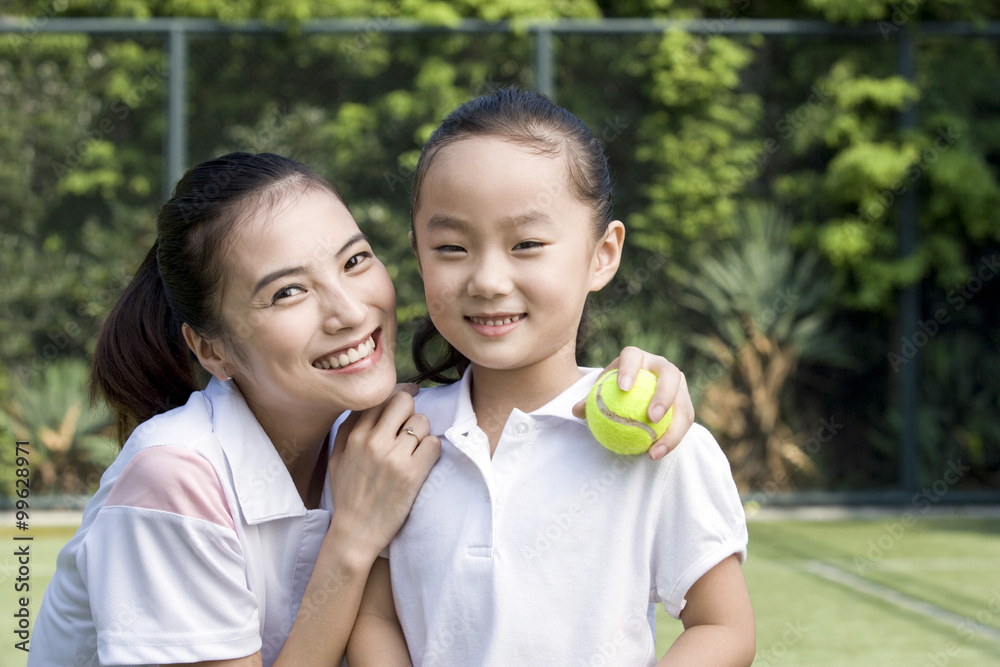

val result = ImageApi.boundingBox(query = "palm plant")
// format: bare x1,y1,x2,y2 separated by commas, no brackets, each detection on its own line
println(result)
6,358,115,496
681,203,847,491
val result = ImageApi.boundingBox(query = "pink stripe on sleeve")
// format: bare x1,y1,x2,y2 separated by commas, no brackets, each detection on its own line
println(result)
105,446,236,531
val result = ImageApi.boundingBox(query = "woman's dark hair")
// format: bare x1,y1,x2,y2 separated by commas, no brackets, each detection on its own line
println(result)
409,88,614,384
91,152,343,444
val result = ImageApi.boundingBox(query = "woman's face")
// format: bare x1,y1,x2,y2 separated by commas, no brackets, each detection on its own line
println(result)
216,186,398,428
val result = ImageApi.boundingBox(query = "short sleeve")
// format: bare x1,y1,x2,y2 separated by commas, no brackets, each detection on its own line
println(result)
78,446,261,664
650,424,748,619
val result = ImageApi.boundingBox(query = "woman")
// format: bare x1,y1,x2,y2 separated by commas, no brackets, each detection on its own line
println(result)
29,152,694,666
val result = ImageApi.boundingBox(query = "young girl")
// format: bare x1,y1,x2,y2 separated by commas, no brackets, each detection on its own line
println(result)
348,89,755,665
29,152,693,665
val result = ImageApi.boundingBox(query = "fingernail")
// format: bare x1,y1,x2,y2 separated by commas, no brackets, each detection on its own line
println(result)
649,404,667,423
650,444,667,460
618,374,634,391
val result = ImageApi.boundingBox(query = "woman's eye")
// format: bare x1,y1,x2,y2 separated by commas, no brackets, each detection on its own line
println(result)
435,245,466,253
271,285,305,303
514,241,544,251
345,251,372,270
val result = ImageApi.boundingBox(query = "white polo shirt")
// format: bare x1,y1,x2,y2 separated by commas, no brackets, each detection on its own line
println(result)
29,378,336,666
387,367,748,666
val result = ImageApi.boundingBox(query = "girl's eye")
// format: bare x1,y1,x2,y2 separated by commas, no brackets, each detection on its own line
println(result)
514,241,544,251
271,285,305,304
345,251,372,270
434,245,466,254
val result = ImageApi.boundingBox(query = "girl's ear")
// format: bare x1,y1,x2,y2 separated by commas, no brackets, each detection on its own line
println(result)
409,230,423,276
182,323,232,382
589,220,625,292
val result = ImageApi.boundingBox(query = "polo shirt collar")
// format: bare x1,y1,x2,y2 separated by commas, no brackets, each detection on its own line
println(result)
204,377,316,524
421,366,604,436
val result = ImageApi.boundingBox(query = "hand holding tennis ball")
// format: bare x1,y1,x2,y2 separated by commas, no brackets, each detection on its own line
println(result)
585,369,674,455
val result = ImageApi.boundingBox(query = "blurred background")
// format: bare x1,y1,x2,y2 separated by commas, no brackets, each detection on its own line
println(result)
2,0,998,503
1,1,999,664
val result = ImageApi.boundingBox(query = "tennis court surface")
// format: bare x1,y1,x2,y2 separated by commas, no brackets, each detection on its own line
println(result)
3,509,999,666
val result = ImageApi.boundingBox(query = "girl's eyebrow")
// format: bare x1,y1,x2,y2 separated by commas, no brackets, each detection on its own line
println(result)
425,211,554,231
250,232,368,297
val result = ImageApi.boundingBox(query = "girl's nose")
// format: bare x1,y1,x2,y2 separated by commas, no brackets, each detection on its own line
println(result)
467,253,514,299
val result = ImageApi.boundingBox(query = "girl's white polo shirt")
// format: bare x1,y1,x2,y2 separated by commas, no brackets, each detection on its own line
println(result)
30,378,336,666
385,368,748,666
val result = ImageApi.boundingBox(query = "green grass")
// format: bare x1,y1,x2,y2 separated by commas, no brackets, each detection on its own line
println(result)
1,524,73,667
3,516,1000,666
659,518,1000,665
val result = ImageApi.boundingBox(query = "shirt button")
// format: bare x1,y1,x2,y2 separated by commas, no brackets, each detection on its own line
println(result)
515,423,529,437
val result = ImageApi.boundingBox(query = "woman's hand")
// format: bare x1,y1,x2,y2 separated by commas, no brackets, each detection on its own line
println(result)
327,385,441,559
573,346,694,461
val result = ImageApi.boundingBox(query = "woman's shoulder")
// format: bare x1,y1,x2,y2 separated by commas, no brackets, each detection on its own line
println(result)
99,388,233,526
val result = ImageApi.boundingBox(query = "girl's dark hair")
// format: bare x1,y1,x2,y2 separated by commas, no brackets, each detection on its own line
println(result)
91,152,343,444
409,88,614,384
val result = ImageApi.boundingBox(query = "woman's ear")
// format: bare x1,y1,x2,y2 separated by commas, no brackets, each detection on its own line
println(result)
589,220,625,292
182,323,232,382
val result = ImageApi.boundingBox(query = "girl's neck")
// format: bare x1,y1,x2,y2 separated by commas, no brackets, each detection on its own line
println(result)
469,349,583,455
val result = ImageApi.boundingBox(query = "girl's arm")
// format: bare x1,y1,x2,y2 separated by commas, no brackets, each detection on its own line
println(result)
347,557,413,666
657,555,756,666
573,346,695,460
170,389,438,667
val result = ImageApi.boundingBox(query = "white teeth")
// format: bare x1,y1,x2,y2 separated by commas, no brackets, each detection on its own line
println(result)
313,335,376,370
470,315,523,326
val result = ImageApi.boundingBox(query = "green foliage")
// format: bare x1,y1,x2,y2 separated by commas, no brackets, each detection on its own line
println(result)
678,204,848,489
5,359,116,497
1,0,998,496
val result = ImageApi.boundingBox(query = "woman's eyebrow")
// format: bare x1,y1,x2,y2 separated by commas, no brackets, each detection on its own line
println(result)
250,233,369,298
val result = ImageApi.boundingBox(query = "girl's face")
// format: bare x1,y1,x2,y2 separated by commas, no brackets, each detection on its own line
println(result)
216,187,398,427
412,136,622,375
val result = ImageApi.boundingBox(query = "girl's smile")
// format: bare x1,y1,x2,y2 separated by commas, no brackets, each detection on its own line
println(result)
465,313,526,337
412,135,623,378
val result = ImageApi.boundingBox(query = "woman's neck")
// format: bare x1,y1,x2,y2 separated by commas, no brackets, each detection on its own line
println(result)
469,349,583,456
249,403,339,510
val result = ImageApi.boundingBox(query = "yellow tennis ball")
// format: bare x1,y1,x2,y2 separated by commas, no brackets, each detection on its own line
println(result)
585,369,673,455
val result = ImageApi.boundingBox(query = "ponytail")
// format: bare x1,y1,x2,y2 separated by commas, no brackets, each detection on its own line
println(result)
90,243,201,445
408,316,470,385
